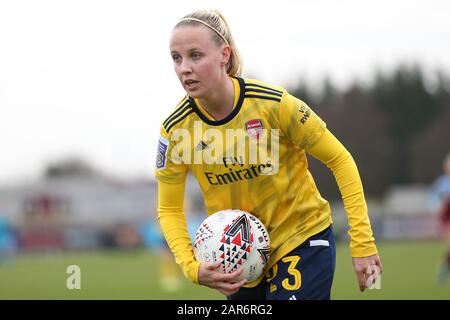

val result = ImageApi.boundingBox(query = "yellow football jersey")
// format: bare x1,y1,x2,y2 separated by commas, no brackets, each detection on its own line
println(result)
156,77,377,286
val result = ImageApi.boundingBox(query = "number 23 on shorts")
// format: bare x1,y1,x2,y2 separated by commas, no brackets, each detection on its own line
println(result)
266,255,302,292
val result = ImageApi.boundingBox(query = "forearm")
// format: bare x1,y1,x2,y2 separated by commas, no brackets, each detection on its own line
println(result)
307,129,377,257
157,180,200,283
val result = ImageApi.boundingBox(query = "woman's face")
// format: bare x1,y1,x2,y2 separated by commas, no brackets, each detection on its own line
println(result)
169,25,229,99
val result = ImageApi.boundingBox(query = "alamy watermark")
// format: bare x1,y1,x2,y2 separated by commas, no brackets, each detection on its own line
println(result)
66,265,81,290
158,121,280,174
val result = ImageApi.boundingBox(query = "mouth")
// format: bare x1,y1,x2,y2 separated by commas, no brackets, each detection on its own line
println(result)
184,79,199,89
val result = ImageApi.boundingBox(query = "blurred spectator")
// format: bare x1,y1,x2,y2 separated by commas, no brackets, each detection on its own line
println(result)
0,217,18,265
428,152,450,284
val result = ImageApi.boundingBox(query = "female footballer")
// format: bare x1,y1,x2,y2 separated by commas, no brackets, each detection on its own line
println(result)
429,152,450,284
156,9,383,299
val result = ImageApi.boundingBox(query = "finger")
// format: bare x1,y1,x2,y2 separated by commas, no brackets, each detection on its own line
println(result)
217,279,246,296
229,267,243,277
373,264,381,276
206,262,221,270
366,262,381,276
221,288,239,296
231,278,247,289
365,264,375,278
216,283,237,296
376,259,384,274
372,265,381,283
367,265,381,287
217,278,246,291
218,268,244,282
356,271,366,292
364,264,381,289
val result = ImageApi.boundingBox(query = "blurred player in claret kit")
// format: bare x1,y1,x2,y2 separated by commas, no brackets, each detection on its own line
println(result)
155,9,382,299
429,152,450,284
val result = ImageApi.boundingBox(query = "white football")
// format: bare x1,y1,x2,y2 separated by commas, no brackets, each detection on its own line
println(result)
193,209,271,282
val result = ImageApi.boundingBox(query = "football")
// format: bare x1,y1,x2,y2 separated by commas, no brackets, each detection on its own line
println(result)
193,209,271,282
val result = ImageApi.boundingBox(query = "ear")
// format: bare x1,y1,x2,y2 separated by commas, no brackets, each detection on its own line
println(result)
220,45,231,68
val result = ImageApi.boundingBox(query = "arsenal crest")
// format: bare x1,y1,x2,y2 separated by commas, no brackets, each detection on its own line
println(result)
245,119,264,140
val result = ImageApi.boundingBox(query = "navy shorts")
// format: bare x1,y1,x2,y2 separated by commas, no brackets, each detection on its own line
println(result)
228,225,336,300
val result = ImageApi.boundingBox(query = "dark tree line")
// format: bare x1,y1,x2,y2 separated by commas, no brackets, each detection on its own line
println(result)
289,64,450,198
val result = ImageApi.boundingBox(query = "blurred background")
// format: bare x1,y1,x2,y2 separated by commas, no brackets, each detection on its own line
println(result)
1,0,450,299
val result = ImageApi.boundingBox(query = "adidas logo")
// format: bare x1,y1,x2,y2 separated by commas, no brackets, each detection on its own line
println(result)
195,140,210,151
288,294,297,300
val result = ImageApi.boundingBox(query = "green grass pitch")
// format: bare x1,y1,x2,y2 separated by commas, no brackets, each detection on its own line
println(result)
0,241,449,299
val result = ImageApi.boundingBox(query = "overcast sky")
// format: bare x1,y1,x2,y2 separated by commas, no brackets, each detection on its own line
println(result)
1,0,449,185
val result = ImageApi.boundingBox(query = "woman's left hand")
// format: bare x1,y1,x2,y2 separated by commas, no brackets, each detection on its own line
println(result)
352,254,383,291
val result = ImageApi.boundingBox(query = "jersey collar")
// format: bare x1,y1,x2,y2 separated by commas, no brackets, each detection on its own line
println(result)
189,77,245,126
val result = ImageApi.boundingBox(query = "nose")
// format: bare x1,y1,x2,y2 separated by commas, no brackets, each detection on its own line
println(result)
179,59,192,75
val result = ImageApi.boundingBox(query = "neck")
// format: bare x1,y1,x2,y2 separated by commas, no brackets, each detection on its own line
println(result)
198,76,235,120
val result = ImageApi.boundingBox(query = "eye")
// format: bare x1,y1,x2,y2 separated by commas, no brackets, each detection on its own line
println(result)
171,54,181,63
191,52,201,60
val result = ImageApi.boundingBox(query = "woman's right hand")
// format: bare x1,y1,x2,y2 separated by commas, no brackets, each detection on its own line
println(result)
198,261,247,296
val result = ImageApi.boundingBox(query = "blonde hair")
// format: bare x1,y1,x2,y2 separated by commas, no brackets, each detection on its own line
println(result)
175,10,242,77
